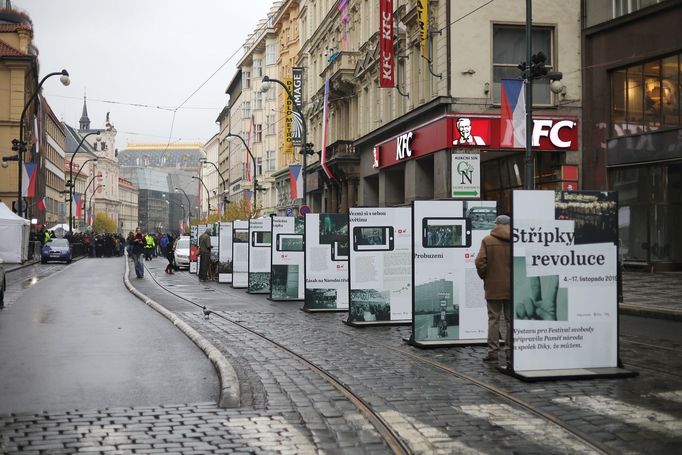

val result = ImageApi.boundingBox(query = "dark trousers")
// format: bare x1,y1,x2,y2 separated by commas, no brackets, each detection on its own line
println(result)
487,299,512,364
199,253,210,281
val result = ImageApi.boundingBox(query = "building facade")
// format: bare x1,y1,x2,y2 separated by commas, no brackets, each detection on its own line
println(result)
118,177,138,233
201,133,221,218
63,122,98,230
38,95,66,228
582,0,682,269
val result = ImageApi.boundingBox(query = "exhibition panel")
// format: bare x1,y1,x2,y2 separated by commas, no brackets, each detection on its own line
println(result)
189,225,198,274
270,217,305,301
248,218,272,294
218,222,233,283
232,220,249,288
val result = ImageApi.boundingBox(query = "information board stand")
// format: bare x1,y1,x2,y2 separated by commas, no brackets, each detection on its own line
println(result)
218,222,233,283
270,217,305,301
231,220,249,289
248,218,272,294
302,213,349,312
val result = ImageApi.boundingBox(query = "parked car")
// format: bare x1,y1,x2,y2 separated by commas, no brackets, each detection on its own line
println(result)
173,236,190,269
41,238,72,264
0,259,6,306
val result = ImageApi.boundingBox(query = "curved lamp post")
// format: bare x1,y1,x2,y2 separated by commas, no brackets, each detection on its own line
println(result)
10,70,70,218
261,75,310,206
67,131,101,231
88,184,105,226
174,187,192,227
165,199,186,233
226,132,258,214
82,175,101,227
200,158,227,196
191,175,211,220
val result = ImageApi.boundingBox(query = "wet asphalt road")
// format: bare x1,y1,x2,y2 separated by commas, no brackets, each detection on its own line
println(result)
0,257,218,414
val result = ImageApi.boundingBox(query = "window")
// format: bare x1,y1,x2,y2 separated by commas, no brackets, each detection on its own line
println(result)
266,43,277,65
254,93,263,110
266,114,276,135
266,150,276,170
253,59,262,78
610,53,681,137
242,71,251,89
492,25,553,105
254,124,263,143
257,157,263,176
242,101,251,119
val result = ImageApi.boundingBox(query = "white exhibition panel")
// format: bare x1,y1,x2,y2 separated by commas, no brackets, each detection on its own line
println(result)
412,200,494,344
303,213,349,311
512,190,619,372
189,225,198,274
348,207,412,324
218,222,233,283
270,217,305,300
231,220,249,288
248,218,272,293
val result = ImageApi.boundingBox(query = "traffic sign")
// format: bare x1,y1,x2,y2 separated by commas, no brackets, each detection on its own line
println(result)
299,205,311,216
285,207,294,216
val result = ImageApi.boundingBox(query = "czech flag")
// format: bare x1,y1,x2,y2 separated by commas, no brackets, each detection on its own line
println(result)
500,78,526,148
289,164,303,200
36,197,46,212
22,162,38,197
74,194,83,218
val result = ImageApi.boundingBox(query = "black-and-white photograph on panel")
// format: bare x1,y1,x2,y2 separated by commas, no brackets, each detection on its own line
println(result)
248,218,272,294
348,207,412,325
271,217,305,301
218,222,233,283
231,220,249,288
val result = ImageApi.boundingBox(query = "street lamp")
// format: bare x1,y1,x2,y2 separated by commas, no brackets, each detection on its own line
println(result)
88,184,105,225
175,187,192,227
261,75,312,206
200,158,228,205
226,132,258,214
192,175,211,219
10,69,70,218
82,175,101,227
67,132,101,232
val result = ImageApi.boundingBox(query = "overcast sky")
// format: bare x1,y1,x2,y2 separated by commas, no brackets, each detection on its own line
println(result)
16,0,274,150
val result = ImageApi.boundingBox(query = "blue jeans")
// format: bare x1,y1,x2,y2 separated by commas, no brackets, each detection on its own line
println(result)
132,253,144,278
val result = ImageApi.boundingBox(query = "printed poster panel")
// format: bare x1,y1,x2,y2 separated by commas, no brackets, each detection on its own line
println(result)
271,217,305,300
232,220,249,288
189,225,199,274
248,218,272,294
210,223,219,265
512,190,619,372
218,222,233,283
412,200,496,345
303,213,349,311
451,153,481,199
348,207,412,325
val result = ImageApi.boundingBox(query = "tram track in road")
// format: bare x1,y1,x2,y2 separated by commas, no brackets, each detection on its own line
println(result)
139,263,412,455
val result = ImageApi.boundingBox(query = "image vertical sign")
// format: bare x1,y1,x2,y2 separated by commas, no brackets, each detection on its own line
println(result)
292,67,303,147
303,213,349,312
411,200,495,347
347,207,412,326
451,153,481,199
511,190,632,380
283,76,293,156
248,218,272,294
218,222,233,283
232,220,249,288
271,216,305,301
379,0,394,88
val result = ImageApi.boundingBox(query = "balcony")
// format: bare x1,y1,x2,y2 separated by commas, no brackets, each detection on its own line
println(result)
320,51,360,98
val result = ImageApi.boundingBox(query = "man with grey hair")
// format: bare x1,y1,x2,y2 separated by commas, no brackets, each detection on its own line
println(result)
198,227,213,282
475,214,511,368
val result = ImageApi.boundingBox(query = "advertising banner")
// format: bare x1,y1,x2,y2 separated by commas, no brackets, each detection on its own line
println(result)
292,67,304,147
248,218,272,294
417,0,428,58
303,213,349,312
210,223,219,267
232,220,249,288
218,222,233,283
283,76,293,156
189,225,198,274
379,0,395,88
270,217,305,301
411,200,496,347
451,153,480,199
512,190,628,379
347,207,412,326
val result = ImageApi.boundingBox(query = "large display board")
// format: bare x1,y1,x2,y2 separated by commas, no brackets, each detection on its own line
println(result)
511,190,633,380
270,217,305,301
248,218,272,294
411,200,495,347
347,207,412,326
231,220,249,288
218,222,233,283
303,213,349,312
189,225,199,274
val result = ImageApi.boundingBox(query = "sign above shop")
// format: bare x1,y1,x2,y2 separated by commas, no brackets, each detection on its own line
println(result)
451,153,480,198
374,114,579,169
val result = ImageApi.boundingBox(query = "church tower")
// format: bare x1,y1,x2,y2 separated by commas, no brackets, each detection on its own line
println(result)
79,96,90,132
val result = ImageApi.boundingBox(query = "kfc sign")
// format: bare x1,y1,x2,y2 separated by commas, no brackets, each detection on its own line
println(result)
379,0,395,88
532,119,576,148
396,131,413,160
372,146,380,168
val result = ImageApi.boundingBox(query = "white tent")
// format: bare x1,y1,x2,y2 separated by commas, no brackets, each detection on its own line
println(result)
0,202,30,263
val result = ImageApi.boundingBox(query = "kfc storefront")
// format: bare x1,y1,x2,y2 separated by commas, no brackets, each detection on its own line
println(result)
358,112,580,212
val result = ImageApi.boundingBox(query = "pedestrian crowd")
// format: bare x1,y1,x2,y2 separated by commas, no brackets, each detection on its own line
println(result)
126,227,177,279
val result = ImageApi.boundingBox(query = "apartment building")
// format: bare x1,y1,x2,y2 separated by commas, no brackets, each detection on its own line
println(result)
38,95,67,227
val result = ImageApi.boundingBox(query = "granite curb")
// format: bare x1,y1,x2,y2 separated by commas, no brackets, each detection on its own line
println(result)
619,302,682,321
122,255,241,408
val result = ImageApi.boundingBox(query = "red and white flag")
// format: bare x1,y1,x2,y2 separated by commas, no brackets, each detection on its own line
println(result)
321,78,334,180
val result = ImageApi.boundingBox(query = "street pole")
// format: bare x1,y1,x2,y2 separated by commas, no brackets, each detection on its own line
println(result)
82,176,98,228
192,176,211,220
524,0,534,190
175,187,192,228
226,133,258,215
15,70,70,218
261,75,309,206
88,185,104,226
200,158,229,218
68,131,101,232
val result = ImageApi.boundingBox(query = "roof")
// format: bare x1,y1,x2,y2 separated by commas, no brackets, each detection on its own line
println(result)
62,122,97,158
0,23,32,33
0,39,23,56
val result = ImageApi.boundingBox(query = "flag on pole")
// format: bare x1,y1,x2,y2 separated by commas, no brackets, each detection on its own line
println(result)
289,164,303,199
22,162,38,197
74,194,83,218
36,197,46,212
243,189,253,212
500,78,526,148
321,78,334,180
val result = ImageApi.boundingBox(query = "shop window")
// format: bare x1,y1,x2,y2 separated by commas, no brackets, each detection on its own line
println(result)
661,55,680,128
492,25,553,105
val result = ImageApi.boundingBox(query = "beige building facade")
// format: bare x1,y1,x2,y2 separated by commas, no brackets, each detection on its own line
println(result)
118,177,138,234
39,95,67,228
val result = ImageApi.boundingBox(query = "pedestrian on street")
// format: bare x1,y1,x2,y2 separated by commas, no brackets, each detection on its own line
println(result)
165,233,175,274
129,227,146,278
144,233,155,261
198,228,212,282
475,214,512,368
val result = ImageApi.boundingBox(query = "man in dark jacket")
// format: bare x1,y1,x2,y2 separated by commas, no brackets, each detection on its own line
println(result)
128,227,146,278
198,228,212,282
475,214,511,367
